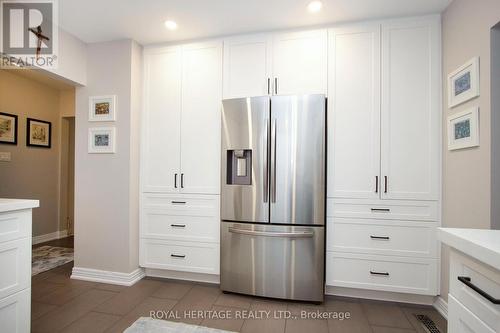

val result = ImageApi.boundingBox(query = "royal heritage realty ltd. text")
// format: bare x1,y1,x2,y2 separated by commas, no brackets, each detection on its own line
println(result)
150,310,352,321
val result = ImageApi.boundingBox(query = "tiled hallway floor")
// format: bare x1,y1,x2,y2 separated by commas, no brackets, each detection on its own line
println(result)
31,262,447,333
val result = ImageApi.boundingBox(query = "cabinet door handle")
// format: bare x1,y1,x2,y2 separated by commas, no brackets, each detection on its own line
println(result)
384,176,388,193
170,254,186,259
370,271,389,276
370,235,390,240
375,176,379,193
171,201,186,204
274,77,278,95
458,276,500,304
171,224,186,228
181,173,184,188
371,208,390,213
174,174,178,188
267,78,270,95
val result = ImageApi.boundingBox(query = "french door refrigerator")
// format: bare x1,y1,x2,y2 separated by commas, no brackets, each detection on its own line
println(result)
220,94,325,302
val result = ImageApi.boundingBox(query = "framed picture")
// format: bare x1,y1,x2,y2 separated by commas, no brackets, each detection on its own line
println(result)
0,112,18,145
88,127,116,153
448,107,479,150
27,118,51,148
89,95,116,122
448,57,480,108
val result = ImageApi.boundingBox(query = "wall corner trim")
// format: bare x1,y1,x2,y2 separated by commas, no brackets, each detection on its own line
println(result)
71,266,145,286
32,230,68,245
433,296,448,320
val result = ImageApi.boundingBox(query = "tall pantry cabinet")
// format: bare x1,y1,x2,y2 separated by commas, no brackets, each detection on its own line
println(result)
326,16,442,296
140,41,222,277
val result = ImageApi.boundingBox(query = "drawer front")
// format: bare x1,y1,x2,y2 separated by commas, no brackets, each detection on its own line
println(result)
450,250,500,331
0,210,31,244
141,213,219,243
327,218,438,257
449,294,496,333
325,252,438,295
0,288,30,333
140,239,219,275
142,194,219,217
327,199,438,221
0,238,30,299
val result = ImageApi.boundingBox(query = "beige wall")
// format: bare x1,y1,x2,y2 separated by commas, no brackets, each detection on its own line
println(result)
74,39,142,274
441,0,500,301
0,70,75,237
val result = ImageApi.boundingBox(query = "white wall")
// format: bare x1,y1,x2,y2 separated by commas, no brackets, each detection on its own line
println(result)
441,0,500,301
74,39,142,274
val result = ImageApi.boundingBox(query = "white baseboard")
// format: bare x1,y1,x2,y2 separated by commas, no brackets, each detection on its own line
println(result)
433,296,448,320
145,268,220,285
71,267,145,286
325,286,436,306
32,229,69,245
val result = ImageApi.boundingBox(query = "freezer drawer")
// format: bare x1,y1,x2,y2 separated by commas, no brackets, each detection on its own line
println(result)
220,222,324,302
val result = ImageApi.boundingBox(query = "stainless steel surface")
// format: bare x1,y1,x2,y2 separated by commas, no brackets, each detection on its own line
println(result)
270,95,326,226
221,97,270,223
221,222,324,302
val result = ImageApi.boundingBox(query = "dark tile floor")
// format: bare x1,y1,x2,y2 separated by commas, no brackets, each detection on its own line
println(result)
31,237,447,333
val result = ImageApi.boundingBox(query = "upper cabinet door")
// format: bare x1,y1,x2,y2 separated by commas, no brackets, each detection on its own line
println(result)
142,46,182,193
223,35,273,99
180,41,223,195
272,29,327,95
327,24,381,199
380,17,440,200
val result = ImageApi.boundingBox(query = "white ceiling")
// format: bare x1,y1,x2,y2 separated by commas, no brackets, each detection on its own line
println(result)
59,0,452,45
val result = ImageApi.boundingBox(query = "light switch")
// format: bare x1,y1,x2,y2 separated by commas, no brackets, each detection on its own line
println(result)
0,152,11,161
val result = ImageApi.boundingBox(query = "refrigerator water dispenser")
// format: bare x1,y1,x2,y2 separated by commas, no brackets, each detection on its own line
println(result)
226,149,252,185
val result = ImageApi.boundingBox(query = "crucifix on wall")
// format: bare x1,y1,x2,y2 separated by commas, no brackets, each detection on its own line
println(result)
28,25,50,59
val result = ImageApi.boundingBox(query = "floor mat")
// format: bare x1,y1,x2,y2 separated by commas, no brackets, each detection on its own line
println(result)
32,245,74,275
125,317,235,333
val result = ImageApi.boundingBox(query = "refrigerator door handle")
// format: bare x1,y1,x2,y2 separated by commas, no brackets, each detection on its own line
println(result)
271,119,277,203
228,227,314,238
263,119,269,203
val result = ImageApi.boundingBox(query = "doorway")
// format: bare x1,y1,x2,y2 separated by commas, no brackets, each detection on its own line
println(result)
60,116,75,236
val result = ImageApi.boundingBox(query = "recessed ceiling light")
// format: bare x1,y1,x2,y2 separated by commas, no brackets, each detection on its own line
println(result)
307,1,323,13
164,20,178,30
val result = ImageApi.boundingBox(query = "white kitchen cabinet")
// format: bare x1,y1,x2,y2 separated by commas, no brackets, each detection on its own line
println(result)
272,29,327,95
380,17,440,201
222,29,327,98
142,46,182,193
180,42,222,195
327,24,381,199
223,35,272,99
142,41,222,195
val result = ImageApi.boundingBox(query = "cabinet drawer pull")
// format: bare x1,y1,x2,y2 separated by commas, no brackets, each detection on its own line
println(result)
458,276,500,304
371,208,391,213
370,235,390,240
171,254,186,259
370,271,390,276
171,201,186,205
171,224,186,228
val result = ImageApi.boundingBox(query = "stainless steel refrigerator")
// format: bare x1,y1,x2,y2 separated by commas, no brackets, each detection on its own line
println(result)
220,94,325,302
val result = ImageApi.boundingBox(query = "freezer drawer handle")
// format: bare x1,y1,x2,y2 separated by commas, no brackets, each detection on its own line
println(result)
171,254,186,259
370,235,390,240
370,270,390,276
171,224,186,228
458,276,500,304
371,208,391,213
228,227,313,238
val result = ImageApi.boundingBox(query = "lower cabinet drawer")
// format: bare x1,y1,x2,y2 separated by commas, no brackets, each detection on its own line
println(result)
0,288,30,333
140,239,219,275
0,238,30,300
0,210,31,244
142,194,219,217
327,218,438,257
449,294,496,333
325,252,438,295
449,250,500,331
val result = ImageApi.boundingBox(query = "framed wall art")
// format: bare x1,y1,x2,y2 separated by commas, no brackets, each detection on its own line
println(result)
448,57,480,108
0,112,18,145
27,118,51,148
448,107,479,150
88,127,116,153
89,95,116,122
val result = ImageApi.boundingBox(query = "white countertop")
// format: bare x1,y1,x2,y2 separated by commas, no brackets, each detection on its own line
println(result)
0,199,39,213
439,228,500,271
